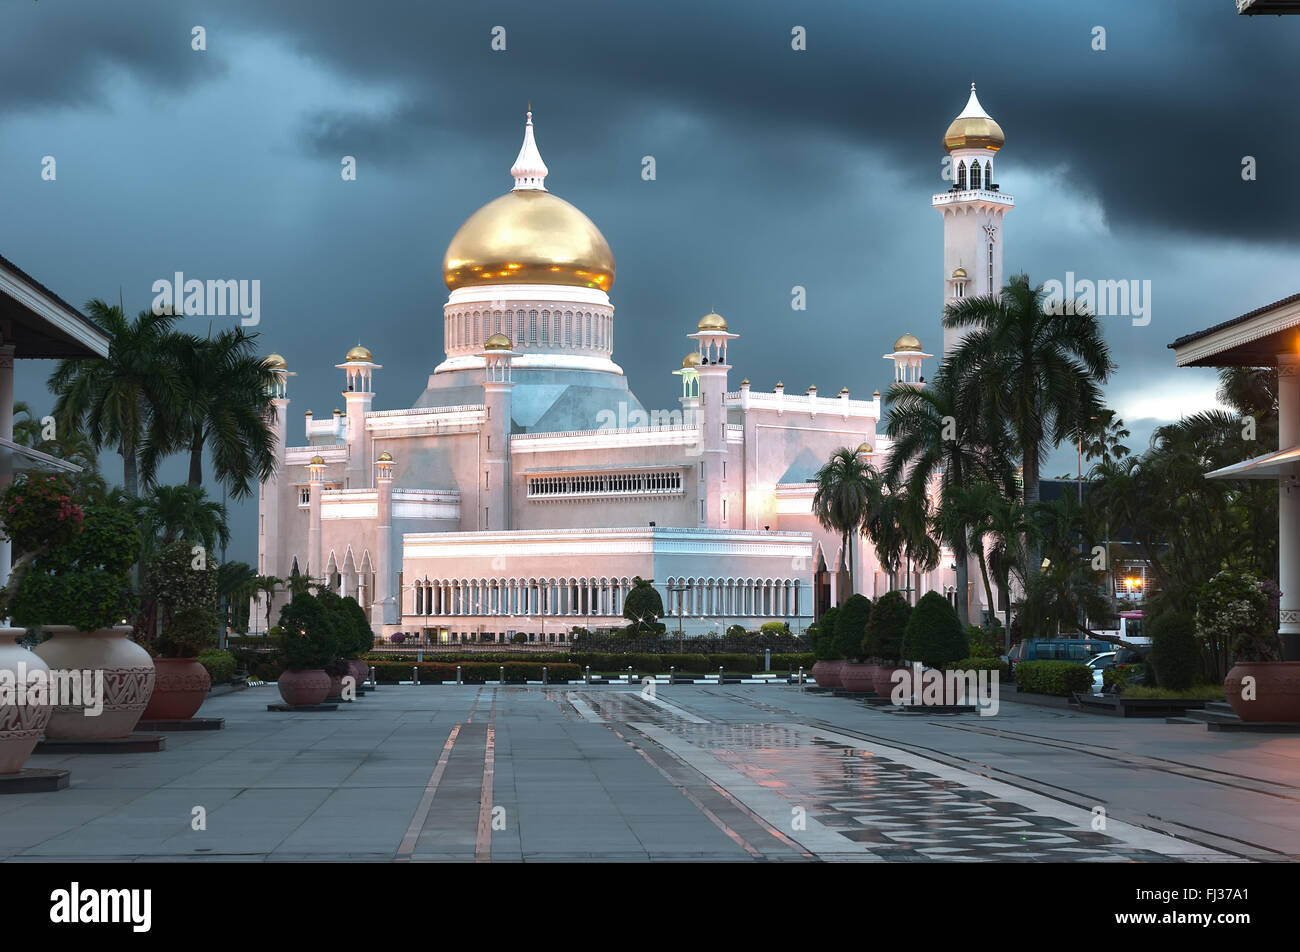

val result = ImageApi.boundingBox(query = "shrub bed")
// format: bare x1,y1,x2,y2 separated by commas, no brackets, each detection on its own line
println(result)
197,649,237,684
1013,660,1093,696
370,661,582,684
947,656,1009,679
772,653,815,670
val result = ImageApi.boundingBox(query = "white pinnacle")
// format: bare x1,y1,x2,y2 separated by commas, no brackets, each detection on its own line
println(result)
956,83,991,120
510,110,549,191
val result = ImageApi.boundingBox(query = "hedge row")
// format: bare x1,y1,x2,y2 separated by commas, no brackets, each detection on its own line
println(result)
370,661,582,684
1013,660,1093,696
362,651,816,673
949,657,1009,678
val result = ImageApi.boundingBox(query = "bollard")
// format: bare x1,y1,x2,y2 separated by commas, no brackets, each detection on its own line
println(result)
718,666,724,684
798,665,804,686
669,665,675,686
765,648,771,672
543,665,548,685
627,665,633,685
499,665,505,685
370,665,376,687
456,665,462,686
413,666,419,686
585,665,591,684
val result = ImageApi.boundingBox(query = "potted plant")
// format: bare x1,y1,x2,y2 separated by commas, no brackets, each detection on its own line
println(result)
810,606,842,688
315,588,372,693
1,476,151,740
836,595,876,693
1200,571,1300,723
140,540,219,720
275,593,339,706
864,591,911,697
899,592,969,704
0,627,53,775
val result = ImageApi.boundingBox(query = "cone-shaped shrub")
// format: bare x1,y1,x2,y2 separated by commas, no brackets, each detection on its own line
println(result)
812,606,841,660
863,590,911,664
834,594,872,660
900,591,968,669
1148,611,1200,690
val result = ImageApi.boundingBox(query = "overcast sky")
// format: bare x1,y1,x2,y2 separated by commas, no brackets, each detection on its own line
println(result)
3,1,1297,565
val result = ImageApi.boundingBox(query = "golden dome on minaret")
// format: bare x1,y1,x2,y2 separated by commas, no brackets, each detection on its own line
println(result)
484,333,513,350
442,111,615,292
894,333,923,352
263,353,287,370
345,345,373,362
943,84,1004,153
681,351,701,369
697,311,728,331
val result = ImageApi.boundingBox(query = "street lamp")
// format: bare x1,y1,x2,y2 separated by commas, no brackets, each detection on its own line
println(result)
667,582,689,651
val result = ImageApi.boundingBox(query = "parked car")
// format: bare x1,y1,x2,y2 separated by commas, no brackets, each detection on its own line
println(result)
1006,638,1117,674
1087,648,1148,693
1086,652,1117,692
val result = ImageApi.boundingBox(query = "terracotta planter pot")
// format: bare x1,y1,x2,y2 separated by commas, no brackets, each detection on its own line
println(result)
142,658,211,721
0,628,52,775
278,669,330,706
811,660,842,688
33,626,155,740
873,665,905,699
1224,662,1300,723
346,660,369,689
840,663,876,693
326,672,344,698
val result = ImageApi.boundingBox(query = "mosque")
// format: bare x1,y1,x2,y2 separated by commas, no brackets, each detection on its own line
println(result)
254,85,1011,642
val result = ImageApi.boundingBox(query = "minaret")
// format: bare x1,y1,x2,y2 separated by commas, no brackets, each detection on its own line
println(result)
689,312,735,529
933,83,1013,357
883,333,934,388
307,455,325,584
255,354,294,630
337,345,380,489
479,333,515,530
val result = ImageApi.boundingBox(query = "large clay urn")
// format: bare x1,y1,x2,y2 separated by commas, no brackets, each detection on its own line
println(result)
32,626,155,740
1224,662,1300,723
840,663,877,693
0,629,52,774
811,660,842,689
873,665,905,701
142,659,211,721
278,669,330,706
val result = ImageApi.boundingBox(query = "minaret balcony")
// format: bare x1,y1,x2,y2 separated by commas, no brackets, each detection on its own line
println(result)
931,189,1014,208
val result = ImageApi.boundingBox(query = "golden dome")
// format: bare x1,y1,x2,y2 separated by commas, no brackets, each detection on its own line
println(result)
951,267,967,278
345,345,373,362
894,333,922,352
484,333,513,350
443,190,615,291
697,311,728,331
309,455,325,466
943,85,1004,153
377,451,393,462
681,351,701,369
856,442,874,456
263,353,287,370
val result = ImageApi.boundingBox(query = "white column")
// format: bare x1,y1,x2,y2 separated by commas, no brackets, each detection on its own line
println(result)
0,345,13,594
1279,354,1300,658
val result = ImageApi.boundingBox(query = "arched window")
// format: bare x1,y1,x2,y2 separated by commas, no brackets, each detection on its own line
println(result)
985,160,993,188
970,161,982,190
956,161,966,189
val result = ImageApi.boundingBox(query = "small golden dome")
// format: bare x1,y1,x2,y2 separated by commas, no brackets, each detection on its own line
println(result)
305,409,313,415
740,378,750,386
345,345,373,362
377,451,393,462
840,387,850,394
775,381,784,388
681,351,701,369
943,85,1004,153
443,190,615,291
894,333,922,353
951,267,967,278
484,333,513,350
309,455,325,466
873,390,881,397
263,353,287,370
697,311,728,331
856,442,874,456
807,385,817,393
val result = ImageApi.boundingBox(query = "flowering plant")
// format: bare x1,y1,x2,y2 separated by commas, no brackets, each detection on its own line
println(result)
1196,570,1283,678
143,540,219,657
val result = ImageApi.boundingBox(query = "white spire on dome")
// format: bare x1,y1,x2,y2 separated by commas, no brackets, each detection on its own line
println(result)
510,110,549,191
956,83,991,120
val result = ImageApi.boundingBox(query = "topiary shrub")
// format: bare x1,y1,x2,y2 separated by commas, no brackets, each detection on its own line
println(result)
1148,611,1200,690
834,594,872,660
144,540,220,657
276,593,339,670
198,648,237,683
727,624,748,638
812,606,841,660
623,577,665,633
760,621,791,636
900,592,968,669
863,591,910,664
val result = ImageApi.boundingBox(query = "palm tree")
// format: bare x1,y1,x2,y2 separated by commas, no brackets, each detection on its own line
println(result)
942,481,1003,625
253,575,284,634
984,492,1034,641
813,448,880,604
943,273,1112,577
883,366,1014,625
217,561,259,634
141,328,279,498
47,300,181,497
131,483,231,556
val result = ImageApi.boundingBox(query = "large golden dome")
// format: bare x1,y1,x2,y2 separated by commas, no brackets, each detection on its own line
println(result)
442,190,615,292
894,333,923,352
943,84,1004,153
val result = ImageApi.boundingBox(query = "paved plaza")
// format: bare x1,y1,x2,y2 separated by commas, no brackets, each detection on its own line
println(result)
3,685,1298,862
